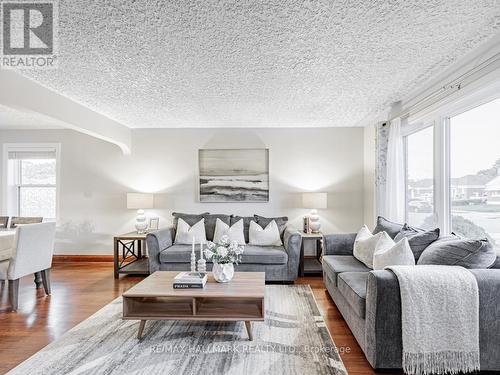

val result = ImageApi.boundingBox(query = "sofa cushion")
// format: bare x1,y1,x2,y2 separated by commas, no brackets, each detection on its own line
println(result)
231,216,254,243
337,272,368,318
373,216,403,239
204,214,231,241
418,236,496,269
159,244,288,265
254,215,288,238
322,255,371,286
159,245,195,263
240,245,288,264
394,225,440,260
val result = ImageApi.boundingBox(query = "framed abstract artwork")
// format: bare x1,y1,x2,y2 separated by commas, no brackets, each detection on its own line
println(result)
198,149,269,202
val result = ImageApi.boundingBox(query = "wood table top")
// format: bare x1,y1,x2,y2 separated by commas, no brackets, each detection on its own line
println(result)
114,232,148,240
123,271,266,299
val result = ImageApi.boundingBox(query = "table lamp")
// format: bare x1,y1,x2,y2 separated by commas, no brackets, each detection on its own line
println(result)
302,192,327,233
127,193,154,234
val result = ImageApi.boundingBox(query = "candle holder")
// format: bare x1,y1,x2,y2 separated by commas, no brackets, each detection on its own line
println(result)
190,247,196,272
197,258,207,273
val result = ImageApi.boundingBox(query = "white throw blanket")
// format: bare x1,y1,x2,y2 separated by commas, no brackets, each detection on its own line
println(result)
386,265,480,375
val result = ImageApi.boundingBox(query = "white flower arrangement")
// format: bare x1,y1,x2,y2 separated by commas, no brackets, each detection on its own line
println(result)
204,235,244,265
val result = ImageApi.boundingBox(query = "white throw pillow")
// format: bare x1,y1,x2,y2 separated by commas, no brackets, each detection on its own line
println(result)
354,225,372,243
353,228,394,268
373,237,415,270
213,218,245,245
174,218,207,244
248,220,282,246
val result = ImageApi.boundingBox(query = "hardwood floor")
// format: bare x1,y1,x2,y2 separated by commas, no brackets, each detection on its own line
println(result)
0,263,398,375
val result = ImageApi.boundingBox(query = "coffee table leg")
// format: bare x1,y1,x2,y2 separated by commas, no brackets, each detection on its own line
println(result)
245,321,253,341
138,320,146,339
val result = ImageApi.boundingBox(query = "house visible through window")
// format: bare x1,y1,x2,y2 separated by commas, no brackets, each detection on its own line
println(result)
405,125,434,229
450,98,500,246
4,146,59,220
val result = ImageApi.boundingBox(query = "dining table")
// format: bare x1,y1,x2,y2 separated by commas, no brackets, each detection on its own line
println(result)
0,230,15,262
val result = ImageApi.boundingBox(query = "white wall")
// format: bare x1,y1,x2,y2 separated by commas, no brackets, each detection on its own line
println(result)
0,127,364,254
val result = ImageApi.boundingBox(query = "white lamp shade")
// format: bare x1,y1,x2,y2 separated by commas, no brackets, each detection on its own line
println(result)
127,193,154,209
302,192,328,209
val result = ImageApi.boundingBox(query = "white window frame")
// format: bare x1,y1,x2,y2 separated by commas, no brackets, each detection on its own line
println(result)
404,78,500,235
2,143,61,222
402,122,436,226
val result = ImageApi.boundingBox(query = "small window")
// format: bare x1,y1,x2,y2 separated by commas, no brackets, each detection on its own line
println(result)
4,145,59,220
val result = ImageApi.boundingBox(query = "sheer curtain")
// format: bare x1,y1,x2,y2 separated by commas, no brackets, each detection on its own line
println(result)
385,117,405,222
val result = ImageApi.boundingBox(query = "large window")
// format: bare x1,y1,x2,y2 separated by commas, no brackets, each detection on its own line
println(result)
403,94,500,250
3,145,59,220
405,126,434,229
450,98,500,246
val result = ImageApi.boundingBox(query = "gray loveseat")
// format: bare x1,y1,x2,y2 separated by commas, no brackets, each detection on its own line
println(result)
146,213,302,282
323,231,500,371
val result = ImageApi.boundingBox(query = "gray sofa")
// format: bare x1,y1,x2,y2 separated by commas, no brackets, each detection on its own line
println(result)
146,213,302,282
322,232,500,371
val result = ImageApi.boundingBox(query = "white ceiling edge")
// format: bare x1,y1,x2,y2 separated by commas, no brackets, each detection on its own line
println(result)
355,34,500,128
0,105,65,130
0,70,132,154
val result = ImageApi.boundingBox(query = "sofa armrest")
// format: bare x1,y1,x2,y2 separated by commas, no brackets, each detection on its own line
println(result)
469,269,500,367
146,226,174,273
324,233,357,256
283,226,301,279
364,270,403,369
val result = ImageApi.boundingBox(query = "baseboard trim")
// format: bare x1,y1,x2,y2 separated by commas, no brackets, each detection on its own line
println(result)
53,255,115,263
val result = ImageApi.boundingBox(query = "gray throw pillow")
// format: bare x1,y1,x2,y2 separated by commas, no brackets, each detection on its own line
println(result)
204,214,231,241
373,216,403,239
394,224,440,260
490,254,500,269
172,212,209,230
417,236,496,269
254,215,288,238
231,216,254,244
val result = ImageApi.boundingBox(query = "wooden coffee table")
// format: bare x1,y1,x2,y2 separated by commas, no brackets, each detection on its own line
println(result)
122,271,265,340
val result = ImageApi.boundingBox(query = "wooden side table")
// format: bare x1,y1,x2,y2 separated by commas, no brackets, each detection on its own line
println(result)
114,232,150,278
298,232,324,276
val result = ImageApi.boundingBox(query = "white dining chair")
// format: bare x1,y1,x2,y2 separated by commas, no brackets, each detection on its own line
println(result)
0,222,56,311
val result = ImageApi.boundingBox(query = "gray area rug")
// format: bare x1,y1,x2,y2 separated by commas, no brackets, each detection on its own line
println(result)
8,285,348,375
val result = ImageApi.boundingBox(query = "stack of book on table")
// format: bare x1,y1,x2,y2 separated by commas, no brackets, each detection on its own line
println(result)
173,272,208,289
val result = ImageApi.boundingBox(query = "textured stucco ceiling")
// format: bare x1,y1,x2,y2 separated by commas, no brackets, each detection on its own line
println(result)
21,1,500,128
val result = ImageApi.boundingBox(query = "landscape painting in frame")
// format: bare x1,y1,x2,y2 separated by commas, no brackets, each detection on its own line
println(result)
199,149,269,202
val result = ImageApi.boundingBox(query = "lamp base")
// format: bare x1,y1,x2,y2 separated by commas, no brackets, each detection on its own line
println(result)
309,209,321,233
135,209,148,234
